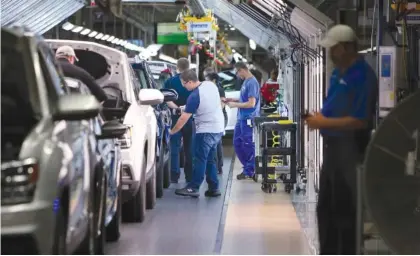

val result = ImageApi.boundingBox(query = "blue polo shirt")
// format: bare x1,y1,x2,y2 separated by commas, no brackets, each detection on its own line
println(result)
238,76,260,120
321,57,377,137
163,74,192,107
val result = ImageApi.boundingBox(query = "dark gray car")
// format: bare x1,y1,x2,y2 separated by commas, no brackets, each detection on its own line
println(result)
1,27,125,254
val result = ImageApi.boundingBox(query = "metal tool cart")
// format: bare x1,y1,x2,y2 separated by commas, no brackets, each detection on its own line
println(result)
253,116,297,193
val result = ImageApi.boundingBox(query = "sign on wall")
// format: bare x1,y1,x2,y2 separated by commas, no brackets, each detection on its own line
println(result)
187,22,212,33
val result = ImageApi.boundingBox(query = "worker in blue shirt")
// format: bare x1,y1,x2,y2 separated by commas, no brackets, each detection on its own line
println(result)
304,25,377,254
226,62,260,180
164,58,195,183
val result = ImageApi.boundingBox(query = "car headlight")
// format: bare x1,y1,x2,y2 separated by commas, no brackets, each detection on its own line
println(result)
1,158,39,206
119,125,133,149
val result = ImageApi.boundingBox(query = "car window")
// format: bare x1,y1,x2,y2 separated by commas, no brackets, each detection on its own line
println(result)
38,43,68,96
1,43,41,118
145,64,161,89
129,66,141,101
132,67,149,89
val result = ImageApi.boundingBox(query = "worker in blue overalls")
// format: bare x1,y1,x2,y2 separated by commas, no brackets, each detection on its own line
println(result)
304,25,377,254
226,61,260,180
164,58,195,183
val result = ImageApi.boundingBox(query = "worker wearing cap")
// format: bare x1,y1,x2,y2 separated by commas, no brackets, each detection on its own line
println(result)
303,25,377,254
55,46,107,103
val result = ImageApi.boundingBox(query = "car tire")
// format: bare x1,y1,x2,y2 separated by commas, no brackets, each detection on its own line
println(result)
122,159,147,223
106,169,122,242
156,141,164,198
52,207,67,254
146,165,157,210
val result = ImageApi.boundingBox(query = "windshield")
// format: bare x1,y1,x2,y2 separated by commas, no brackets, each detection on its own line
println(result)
218,70,243,92
157,72,171,88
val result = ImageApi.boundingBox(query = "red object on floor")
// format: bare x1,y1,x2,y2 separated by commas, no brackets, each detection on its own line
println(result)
261,80,280,104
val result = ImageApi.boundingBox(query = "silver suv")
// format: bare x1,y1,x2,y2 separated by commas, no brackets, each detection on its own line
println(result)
1,27,125,254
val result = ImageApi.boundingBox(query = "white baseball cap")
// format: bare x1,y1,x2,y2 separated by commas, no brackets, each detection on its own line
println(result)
55,45,79,61
319,25,358,48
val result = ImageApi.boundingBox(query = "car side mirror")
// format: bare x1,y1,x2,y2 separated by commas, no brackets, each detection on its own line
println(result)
53,94,100,121
97,120,128,140
139,88,164,106
160,88,178,102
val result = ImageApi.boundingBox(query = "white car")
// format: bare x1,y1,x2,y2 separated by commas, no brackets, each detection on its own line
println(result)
46,40,173,223
147,60,177,80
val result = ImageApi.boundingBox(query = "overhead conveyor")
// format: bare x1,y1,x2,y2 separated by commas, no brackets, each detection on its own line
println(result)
1,0,86,34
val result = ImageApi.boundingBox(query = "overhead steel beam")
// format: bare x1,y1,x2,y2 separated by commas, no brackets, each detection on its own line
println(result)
288,0,334,27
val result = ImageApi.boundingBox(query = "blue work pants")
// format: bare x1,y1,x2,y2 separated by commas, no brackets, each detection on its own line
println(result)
188,133,223,190
233,120,255,176
170,118,195,182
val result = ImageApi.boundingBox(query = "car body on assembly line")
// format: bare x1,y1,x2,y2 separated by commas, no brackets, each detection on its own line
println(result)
218,69,244,131
1,27,124,254
65,77,125,242
131,60,178,197
46,39,176,223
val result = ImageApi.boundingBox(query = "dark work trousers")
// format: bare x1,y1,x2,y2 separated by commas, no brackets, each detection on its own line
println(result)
170,117,195,182
317,136,360,255
215,140,223,171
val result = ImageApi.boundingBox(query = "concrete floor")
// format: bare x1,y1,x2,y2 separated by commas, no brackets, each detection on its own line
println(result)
105,140,313,255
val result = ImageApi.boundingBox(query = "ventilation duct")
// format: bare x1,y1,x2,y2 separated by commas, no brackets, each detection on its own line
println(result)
1,0,85,34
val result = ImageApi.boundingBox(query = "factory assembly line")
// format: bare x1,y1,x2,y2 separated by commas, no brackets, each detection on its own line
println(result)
1,0,419,255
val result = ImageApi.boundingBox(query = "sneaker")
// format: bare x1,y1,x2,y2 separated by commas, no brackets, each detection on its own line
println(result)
237,172,252,180
171,179,178,184
175,187,199,197
205,189,221,197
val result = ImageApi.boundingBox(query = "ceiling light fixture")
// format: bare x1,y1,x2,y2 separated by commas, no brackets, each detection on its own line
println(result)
101,35,110,41
62,22,74,31
72,26,84,33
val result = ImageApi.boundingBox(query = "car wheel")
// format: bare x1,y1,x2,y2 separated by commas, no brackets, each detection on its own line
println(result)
156,141,164,198
52,207,67,254
122,159,146,223
146,165,157,209
106,169,122,242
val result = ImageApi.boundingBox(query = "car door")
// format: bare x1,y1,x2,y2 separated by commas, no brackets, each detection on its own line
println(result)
129,65,156,174
38,43,94,243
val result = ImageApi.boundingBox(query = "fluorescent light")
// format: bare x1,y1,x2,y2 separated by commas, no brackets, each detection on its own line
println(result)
88,31,98,37
107,36,115,42
62,22,74,31
72,26,84,33
242,58,248,62
111,38,119,44
249,39,257,50
232,49,236,53
95,33,104,39
120,41,128,46
80,28,91,35
102,35,110,41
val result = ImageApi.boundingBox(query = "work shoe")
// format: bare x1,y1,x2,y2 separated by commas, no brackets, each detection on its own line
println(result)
171,179,178,184
236,172,252,180
205,189,221,197
218,168,223,174
175,187,199,197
